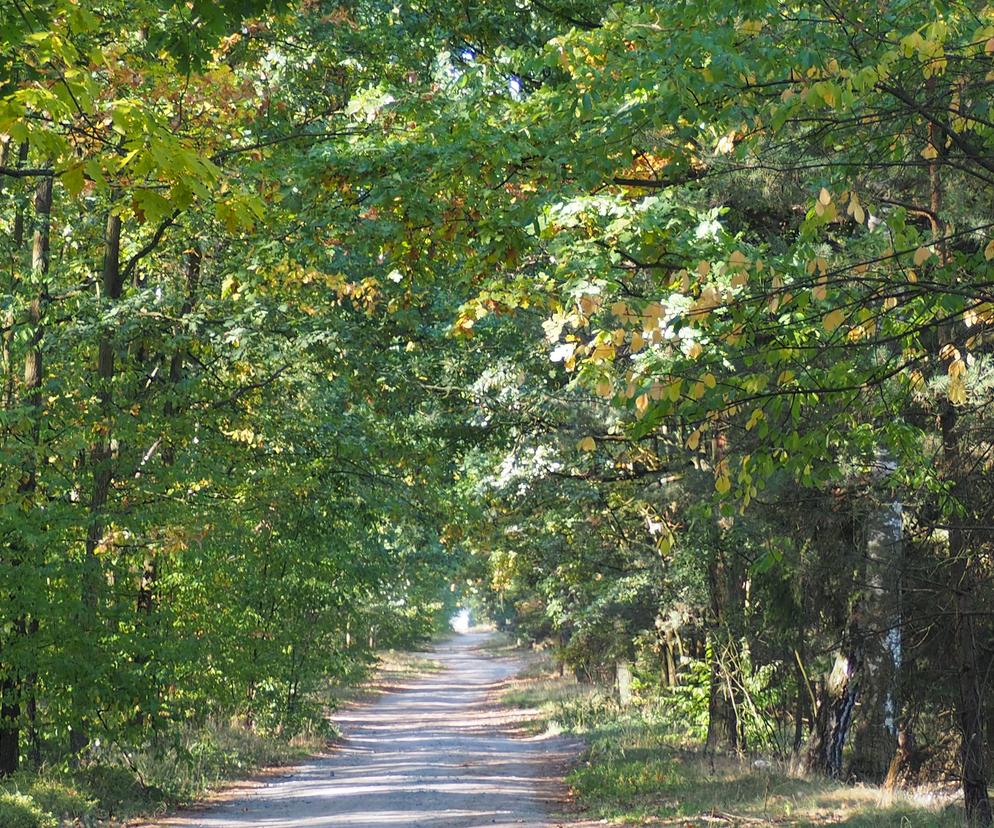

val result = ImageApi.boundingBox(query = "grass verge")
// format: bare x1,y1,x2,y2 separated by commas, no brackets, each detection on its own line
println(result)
502,655,963,827
0,721,322,827
1,646,444,826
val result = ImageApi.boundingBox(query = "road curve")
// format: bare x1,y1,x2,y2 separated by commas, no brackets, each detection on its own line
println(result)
159,631,575,828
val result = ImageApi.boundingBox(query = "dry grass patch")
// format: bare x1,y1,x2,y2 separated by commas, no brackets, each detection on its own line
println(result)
501,661,963,827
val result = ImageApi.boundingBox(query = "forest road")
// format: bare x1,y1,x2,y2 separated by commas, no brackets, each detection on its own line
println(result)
157,631,579,828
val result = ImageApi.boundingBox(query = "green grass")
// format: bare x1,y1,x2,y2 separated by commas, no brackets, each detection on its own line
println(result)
0,719,327,826
477,630,520,655
327,647,444,707
503,660,964,827
0,645,447,826
377,649,444,676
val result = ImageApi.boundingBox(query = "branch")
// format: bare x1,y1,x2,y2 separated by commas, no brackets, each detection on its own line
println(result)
121,211,180,283
611,167,707,189
0,165,55,178
212,364,291,408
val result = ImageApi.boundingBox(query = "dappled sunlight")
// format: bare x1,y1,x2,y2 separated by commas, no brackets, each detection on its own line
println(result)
160,633,577,828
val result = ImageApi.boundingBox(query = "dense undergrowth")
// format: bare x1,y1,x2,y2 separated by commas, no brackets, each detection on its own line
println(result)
501,651,963,827
0,648,440,827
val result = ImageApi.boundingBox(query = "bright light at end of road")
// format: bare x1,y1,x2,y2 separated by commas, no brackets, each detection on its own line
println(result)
451,608,471,633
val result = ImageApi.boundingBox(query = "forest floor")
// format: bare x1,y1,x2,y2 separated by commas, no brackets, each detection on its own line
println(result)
149,630,581,827
494,640,965,827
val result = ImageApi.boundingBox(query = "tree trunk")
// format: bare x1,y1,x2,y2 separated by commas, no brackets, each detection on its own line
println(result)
705,549,744,755
0,174,53,776
942,404,991,825
72,210,124,756
706,429,742,754
616,659,633,707
805,615,863,778
850,454,903,781
929,121,991,824
663,628,678,687
138,247,201,621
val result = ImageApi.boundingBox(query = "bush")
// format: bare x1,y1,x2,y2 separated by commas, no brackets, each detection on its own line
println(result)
75,764,148,815
0,792,56,828
27,778,96,823
554,690,617,732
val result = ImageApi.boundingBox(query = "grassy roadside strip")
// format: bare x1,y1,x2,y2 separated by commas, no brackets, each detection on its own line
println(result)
326,648,444,708
0,647,443,827
500,648,963,827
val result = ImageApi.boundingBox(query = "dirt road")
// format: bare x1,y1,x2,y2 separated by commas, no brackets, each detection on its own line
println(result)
159,632,576,828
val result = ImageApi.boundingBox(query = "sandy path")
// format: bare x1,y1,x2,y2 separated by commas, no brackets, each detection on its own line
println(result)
158,632,576,828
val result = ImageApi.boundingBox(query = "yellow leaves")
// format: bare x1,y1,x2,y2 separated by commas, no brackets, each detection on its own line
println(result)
745,408,764,431
224,427,262,447
715,474,731,495
578,436,596,452
941,344,968,403
777,369,795,385
986,37,994,55
643,302,664,321
595,380,614,398
823,308,845,332
984,239,994,260
728,249,749,268
716,131,737,154
703,372,717,389
944,345,968,403
686,429,701,450
883,296,899,310
591,341,616,361
814,187,836,219
635,393,650,417
630,331,645,352
812,276,828,302
913,246,932,266
687,341,703,359
812,81,838,108
847,192,866,224
692,284,721,317
965,303,994,329
579,294,601,316
948,375,967,405
901,29,947,77
921,142,938,160
739,19,764,35
696,260,711,279
731,270,749,288
848,319,875,341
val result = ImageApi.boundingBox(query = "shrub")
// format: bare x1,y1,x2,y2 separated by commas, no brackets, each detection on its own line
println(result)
75,764,148,815
0,792,56,828
27,778,96,822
